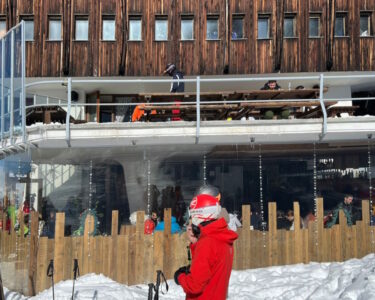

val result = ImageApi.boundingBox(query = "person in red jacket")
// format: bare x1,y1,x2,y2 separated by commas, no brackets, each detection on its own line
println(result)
174,194,238,300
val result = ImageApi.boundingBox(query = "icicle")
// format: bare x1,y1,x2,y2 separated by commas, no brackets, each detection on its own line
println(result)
368,135,374,250
313,143,318,248
203,154,207,185
259,144,266,248
147,159,151,217
88,160,93,257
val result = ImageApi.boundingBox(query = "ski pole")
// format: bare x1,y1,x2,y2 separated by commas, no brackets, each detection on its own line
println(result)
154,270,168,300
71,259,80,300
47,259,55,300
147,283,154,300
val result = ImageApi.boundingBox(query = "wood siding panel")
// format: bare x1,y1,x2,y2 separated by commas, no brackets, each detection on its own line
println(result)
1,0,375,76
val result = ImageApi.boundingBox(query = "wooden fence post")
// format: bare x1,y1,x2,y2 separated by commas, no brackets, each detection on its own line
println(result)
53,212,65,283
135,211,145,284
268,202,277,266
361,200,371,254
316,198,324,261
163,208,172,278
293,202,302,263
111,210,118,280
27,211,39,296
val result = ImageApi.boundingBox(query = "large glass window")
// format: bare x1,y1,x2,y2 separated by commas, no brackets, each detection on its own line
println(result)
155,17,168,41
232,15,244,39
258,15,270,39
49,17,62,41
102,18,115,41
360,13,371,37
284,15,296,38
0,19,6,38
75,18,88,41
181,17,193,40
309,15,320,37
335,13,347,37
129,17,142,41
206,16,219,40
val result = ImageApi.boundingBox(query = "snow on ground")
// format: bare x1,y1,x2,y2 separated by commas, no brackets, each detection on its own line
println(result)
4,254,375,300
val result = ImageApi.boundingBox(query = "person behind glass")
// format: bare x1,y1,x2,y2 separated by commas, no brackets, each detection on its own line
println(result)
174,194,238,300
326,194,354,228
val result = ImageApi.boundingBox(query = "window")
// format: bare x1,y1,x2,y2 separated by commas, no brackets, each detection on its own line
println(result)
181,16,193,40
102,17,115,41
258,15,270,39
335,13,347,37
49,17,61,40
309,15,320,37
360,12,371,37
155,16,168,41
232,15,244,39
206,16,219,40
284,14,296,38
129,17,142,41
75,17,88,41
0,19,6,38
20,18,34,41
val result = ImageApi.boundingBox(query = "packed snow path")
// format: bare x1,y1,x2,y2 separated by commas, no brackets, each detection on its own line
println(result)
4,254,375,299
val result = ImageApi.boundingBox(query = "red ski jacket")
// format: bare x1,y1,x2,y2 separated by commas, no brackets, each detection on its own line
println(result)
178,218,238,300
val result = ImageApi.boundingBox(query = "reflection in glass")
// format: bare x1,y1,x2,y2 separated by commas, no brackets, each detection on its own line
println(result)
24,20,34,41
49,19,61,41
258,18,269,39
360,15,370,37
207,18,219,40
309,17,320,37
232,17,244,39
155,19,168,41
75,19,88,41
284,17,295,38
103,19,115,41
181,19,193,40
335,16,345,37
129,19,142,41
0,20,6,38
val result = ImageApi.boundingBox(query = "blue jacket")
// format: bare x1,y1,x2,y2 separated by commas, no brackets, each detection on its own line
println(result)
155,216,181,234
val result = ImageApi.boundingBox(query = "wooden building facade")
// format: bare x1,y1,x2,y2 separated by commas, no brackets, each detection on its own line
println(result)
0,0,374,77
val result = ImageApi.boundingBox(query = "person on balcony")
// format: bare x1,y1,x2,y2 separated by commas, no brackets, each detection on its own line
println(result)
163,63,184,120
326,194,354,228
260,80,290,119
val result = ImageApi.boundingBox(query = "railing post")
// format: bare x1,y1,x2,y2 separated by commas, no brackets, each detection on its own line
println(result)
21,20,26,143
10,30,14,141
65,78,71,147
319,73,327,140
1,38,4,141
195,76,200,144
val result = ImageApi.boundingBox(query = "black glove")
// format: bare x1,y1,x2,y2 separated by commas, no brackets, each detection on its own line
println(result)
174,265,190,285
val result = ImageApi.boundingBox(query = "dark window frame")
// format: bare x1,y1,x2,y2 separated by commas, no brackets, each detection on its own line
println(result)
102,15,116,41
335,12,348,37
257,14,271,40
283,13,297,38
231,13,245,40
360,11,372,37
48,15,62,41
154,15,169,42
206,14,220,41
180,14,194,41
128,15,142,41
309,13,321,38
20,15,34,41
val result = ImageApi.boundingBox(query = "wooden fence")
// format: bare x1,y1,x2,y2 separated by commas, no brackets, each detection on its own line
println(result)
0,198,374,296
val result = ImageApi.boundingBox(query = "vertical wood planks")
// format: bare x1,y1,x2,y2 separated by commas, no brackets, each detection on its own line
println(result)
53,212,65,283
27,211,39,296
268,202,278,266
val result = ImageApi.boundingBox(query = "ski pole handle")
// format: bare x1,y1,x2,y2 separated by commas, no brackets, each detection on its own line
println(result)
147,283,154,300
47,259,54,277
